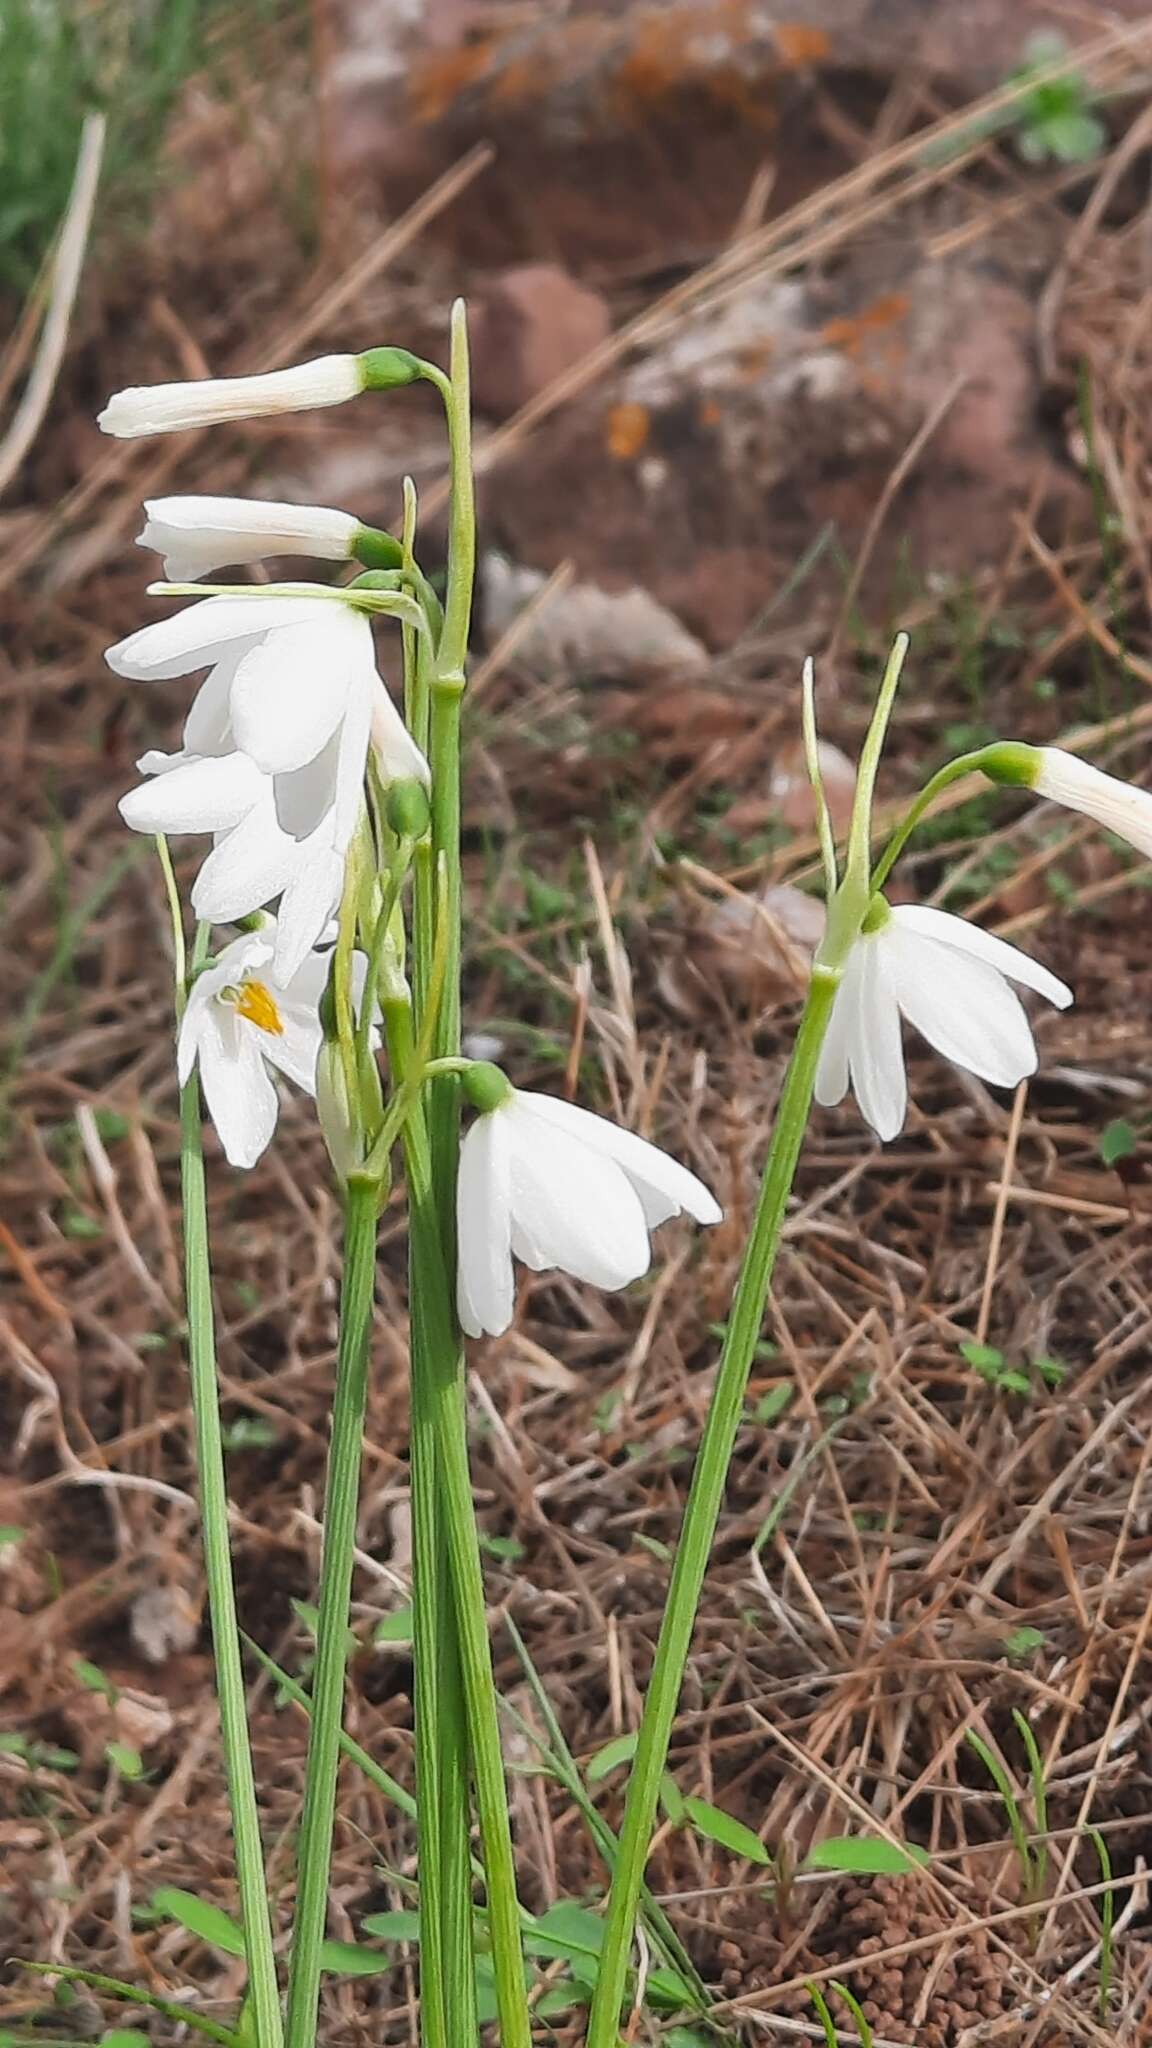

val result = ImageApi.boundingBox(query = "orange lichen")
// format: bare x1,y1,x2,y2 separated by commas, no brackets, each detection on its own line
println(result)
606,402,652,460
821,292,911,355
772,23,831,66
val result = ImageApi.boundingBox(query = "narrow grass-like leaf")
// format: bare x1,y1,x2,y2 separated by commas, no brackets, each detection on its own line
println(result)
1087,1826,1114,2018
830,1979,873,2047
966,1730,1033,1892
803,1836,928,1876
683,1798,772,1867
586,1732,638,1782
1012,1709,1049,1898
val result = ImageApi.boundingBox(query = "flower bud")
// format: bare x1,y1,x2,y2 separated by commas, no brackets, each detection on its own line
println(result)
316,1040,364,1185
351,527,405,572
99,356,363,438
385,778,431,840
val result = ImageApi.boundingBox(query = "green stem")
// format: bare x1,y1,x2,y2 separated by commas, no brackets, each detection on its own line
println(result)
585,968,840,2048
384,987,474,2048
869,744,998,896
284,1178,379,2048
403,1103,530,2048
180,1080,283,2048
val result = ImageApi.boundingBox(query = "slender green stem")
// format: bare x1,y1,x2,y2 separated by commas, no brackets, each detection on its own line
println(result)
180,1081,283,2048
869,744,997,896
383,987,473,2047
585,968,840,2048
403,1101,530,2048
800,661,838,901
284,1178,379,2048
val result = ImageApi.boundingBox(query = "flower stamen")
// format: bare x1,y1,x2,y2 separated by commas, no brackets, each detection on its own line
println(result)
224,979,285,1035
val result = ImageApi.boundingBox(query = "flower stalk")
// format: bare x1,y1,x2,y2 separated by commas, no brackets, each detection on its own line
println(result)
584,965,840,2044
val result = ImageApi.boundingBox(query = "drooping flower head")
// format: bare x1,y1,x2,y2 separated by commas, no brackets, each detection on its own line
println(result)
178,924,332,1167
111,590,428,980
98,347,426,439
815,899,1072,1141
455,1064,722,1338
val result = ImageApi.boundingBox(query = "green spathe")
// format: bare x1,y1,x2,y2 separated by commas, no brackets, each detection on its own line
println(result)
461,1061,514,1114
351,525,405,571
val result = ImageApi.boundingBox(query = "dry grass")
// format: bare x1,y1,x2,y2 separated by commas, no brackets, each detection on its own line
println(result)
3,21,1152,2047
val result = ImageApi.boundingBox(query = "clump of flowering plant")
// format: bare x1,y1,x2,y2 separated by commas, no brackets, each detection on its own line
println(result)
66,324,1152,2048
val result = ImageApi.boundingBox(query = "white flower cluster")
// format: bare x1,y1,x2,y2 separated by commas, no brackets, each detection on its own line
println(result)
104,360,722,1334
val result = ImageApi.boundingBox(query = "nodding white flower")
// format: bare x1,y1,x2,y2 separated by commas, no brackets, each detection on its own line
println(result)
98,356,363,439
815,902,1072,1142
455,1067,722,1338
137,497,361,582
1031,748,1152,858
178,924,334,1168
113,592,427,979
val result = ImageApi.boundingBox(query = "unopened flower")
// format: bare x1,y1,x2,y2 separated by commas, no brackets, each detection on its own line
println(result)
178,925,332,1167
99,356,364,439
455,1066,722,1338
815,902,1072,1142
113,592,427,978
138,497,361,581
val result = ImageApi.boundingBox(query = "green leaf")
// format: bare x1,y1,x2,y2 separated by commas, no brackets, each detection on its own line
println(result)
663,2031,715,2048
479,1533,525,1562
74,1656,116,1699
373,1606,414,1646
1001,1626,1046,1660
683,1797,772,1866
660,1772,688,1825
101,2034,151,2047
152,1886,246,1959
0,1525,25,1547
318,1939,392,1977
753,1384,793,1423
802,1836,929,1875
536,1982,584,2017
359,1909,422,1943
522,1901,605,1971
1100,1118,1137,1165
1040,109,1105,162
105,1742,144,1780
585,1731,637,1782
635,1533,672,1563
291,1596,357,1655
959,1341,1003,1372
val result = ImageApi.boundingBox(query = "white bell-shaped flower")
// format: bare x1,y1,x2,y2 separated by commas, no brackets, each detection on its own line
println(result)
99,356,363,438
177,924,334,1168
815,902,1072,1142
113,593,427,980
455,1068,722,1338
137,497,361,582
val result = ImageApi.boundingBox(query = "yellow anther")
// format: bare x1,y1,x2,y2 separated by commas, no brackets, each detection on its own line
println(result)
233,979,284,1036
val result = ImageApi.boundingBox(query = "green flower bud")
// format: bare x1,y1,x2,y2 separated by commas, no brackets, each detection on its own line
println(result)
316,1041,363,1185
461,1061,514,1114
385,778,431,840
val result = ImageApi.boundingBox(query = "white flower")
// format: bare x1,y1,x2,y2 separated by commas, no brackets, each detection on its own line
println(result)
112,593,427,979
815,903,1072,1142
1033,748,1152,858
138,497,361,581
455,1079,722,1338
98,356,363,438
178,925,332,1168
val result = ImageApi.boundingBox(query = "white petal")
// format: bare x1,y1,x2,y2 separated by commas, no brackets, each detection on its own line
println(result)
137,748,189,775
191,798,298,922
178,932,273,1085
882,926,1039,1089
230,608,371,774
331,671,373,846
105,595,335,681
513,1093,721,1227
273,729,340,839
258,1010,322,1094
370,677,431,788
272,846,344,983
183,651,243,755
1036,748,1152,859
848,935,907,1141
456,1113,515,1337
195,1006,280,1168
813,950,862,1109
139,498,358,581
98,356,362,438
890,904,1072,1009
118,751,265,834
504,1101,652,1291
